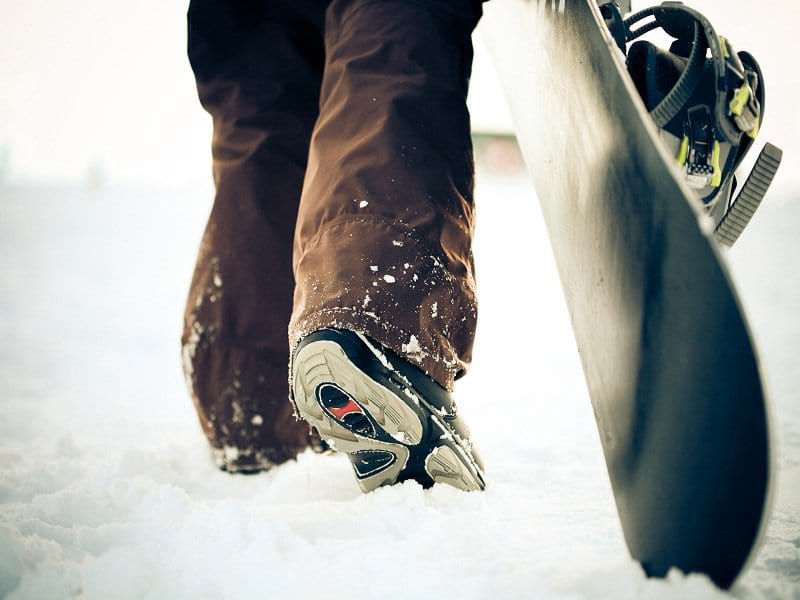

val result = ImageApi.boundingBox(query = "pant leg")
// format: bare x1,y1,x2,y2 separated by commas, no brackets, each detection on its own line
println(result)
290,0,483,390
183,0,327,471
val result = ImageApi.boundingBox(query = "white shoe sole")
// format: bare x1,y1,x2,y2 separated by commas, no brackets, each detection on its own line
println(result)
292,338,484,493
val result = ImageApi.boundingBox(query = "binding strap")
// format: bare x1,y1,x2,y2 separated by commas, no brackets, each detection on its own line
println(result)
714,144,783,247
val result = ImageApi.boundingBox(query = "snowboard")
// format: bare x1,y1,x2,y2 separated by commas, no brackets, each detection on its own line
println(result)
482,0,773,588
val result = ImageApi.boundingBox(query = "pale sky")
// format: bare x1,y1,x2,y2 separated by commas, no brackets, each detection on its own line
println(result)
1,0,798,188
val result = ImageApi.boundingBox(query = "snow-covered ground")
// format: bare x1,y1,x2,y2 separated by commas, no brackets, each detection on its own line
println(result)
0,171,798,599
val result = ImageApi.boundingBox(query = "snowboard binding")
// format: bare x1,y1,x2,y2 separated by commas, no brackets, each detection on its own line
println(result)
599,1,783,247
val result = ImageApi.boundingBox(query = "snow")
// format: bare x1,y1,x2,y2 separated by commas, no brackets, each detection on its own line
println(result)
0,175,799,599
401,335,425,359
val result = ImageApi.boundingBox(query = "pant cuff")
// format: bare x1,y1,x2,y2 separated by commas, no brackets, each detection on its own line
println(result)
289,215,477,390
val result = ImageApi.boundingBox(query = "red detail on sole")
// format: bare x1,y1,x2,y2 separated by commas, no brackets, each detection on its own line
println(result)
326,398,364,421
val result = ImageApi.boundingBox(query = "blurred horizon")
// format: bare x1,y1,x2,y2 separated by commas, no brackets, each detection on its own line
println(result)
1,0,799,192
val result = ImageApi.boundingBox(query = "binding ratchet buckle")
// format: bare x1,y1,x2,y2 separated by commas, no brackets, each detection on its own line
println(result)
677,106,721,189
729,76,761,139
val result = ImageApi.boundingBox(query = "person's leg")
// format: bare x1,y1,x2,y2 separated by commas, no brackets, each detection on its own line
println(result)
291,0,483,390
290,0,485,491
183,0,327,472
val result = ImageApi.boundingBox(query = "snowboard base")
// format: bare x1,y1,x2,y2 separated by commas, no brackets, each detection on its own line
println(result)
483,0,772,587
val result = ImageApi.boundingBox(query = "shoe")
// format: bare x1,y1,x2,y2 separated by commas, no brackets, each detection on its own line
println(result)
291,328,485,492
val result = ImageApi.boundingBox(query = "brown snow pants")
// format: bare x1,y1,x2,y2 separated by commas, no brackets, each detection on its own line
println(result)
183,0,482,471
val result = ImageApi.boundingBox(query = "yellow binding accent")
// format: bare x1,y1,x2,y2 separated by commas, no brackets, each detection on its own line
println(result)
747,117,760,139
730,84,751,117
720,36,730,59
676,135,690,166
711,141,722,187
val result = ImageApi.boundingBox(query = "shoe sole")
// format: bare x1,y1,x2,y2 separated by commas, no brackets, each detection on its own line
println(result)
292,338,484,493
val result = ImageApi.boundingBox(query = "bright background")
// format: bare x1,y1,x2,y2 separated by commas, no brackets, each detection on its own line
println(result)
1,1,799,599
1,1,799,189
